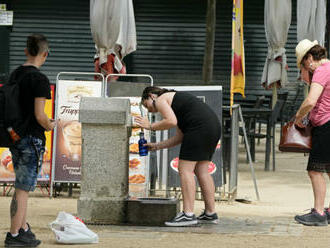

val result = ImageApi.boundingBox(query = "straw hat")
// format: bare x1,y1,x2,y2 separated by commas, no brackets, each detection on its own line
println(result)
295,39,318,68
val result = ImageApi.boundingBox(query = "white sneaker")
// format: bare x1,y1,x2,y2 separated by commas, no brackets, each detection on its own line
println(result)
165,212,198,227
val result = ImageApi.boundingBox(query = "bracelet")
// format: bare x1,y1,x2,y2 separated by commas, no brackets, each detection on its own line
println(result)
149,123,153,131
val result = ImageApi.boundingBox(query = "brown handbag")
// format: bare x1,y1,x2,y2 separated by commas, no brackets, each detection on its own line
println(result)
279,121,312,153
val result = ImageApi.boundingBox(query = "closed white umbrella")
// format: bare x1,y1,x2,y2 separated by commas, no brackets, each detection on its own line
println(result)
90,0,137,79
297,0,327,46
297,0,327,98
261,0,291,106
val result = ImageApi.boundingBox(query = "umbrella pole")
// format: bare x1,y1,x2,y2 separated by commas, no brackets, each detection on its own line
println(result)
272,86,277,108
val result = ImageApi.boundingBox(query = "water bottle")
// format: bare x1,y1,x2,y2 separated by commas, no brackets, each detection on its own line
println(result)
138,132,148,156
7,127,20,143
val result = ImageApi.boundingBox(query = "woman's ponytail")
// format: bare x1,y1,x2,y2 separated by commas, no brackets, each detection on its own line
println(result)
141,86,176,101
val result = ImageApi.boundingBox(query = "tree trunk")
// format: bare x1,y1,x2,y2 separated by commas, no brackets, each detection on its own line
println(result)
202,0,216,83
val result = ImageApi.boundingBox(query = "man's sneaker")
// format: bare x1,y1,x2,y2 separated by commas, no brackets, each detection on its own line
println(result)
4,231,41,247
165,212,198,227
197,210,219,224
294,208,328,226
325,208,330,224
20,223,36,240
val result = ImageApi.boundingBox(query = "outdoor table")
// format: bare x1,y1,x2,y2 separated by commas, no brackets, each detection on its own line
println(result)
223,106,272,171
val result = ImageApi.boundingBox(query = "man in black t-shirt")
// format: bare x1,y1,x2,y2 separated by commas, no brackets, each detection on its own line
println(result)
9,65,51,143
4,34,56,248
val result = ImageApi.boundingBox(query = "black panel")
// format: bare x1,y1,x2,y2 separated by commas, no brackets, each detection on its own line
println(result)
9,0,94,84
132,0,207,84
0,27,10,83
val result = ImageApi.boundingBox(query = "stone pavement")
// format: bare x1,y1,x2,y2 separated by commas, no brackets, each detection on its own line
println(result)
97,216,303,236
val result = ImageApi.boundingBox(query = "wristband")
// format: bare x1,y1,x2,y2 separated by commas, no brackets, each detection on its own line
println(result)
149,123,153,131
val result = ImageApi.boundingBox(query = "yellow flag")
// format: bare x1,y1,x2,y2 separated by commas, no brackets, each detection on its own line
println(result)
230,0,245,110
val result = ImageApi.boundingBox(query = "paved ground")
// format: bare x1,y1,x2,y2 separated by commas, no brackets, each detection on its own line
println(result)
104,216,303,236
1,129,330,247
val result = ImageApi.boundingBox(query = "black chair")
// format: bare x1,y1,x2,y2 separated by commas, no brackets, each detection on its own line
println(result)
239,96,266,162
241,99,285,170
257,91,288,144
278,91,288,122
269,99,286,171
282,83,305,124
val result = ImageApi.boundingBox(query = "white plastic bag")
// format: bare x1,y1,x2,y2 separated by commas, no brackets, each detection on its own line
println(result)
49,211,98,244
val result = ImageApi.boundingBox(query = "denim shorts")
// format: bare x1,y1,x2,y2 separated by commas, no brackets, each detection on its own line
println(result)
9,135,45,192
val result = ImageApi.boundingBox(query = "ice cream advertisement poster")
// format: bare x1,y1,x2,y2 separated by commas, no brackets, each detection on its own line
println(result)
122,97,150,198
0,85,55,183
53,80,102,182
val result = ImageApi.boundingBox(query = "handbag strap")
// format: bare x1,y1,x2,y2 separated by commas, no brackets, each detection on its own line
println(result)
289,114,310,126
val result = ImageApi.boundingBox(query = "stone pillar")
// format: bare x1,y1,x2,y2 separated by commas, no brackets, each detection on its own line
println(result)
77,97,131,224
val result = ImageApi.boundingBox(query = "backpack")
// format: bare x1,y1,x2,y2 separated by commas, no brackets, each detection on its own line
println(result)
0,69,34,147
0,84,12,147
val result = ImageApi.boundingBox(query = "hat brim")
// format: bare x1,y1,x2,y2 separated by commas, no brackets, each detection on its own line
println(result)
296,40,318,68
